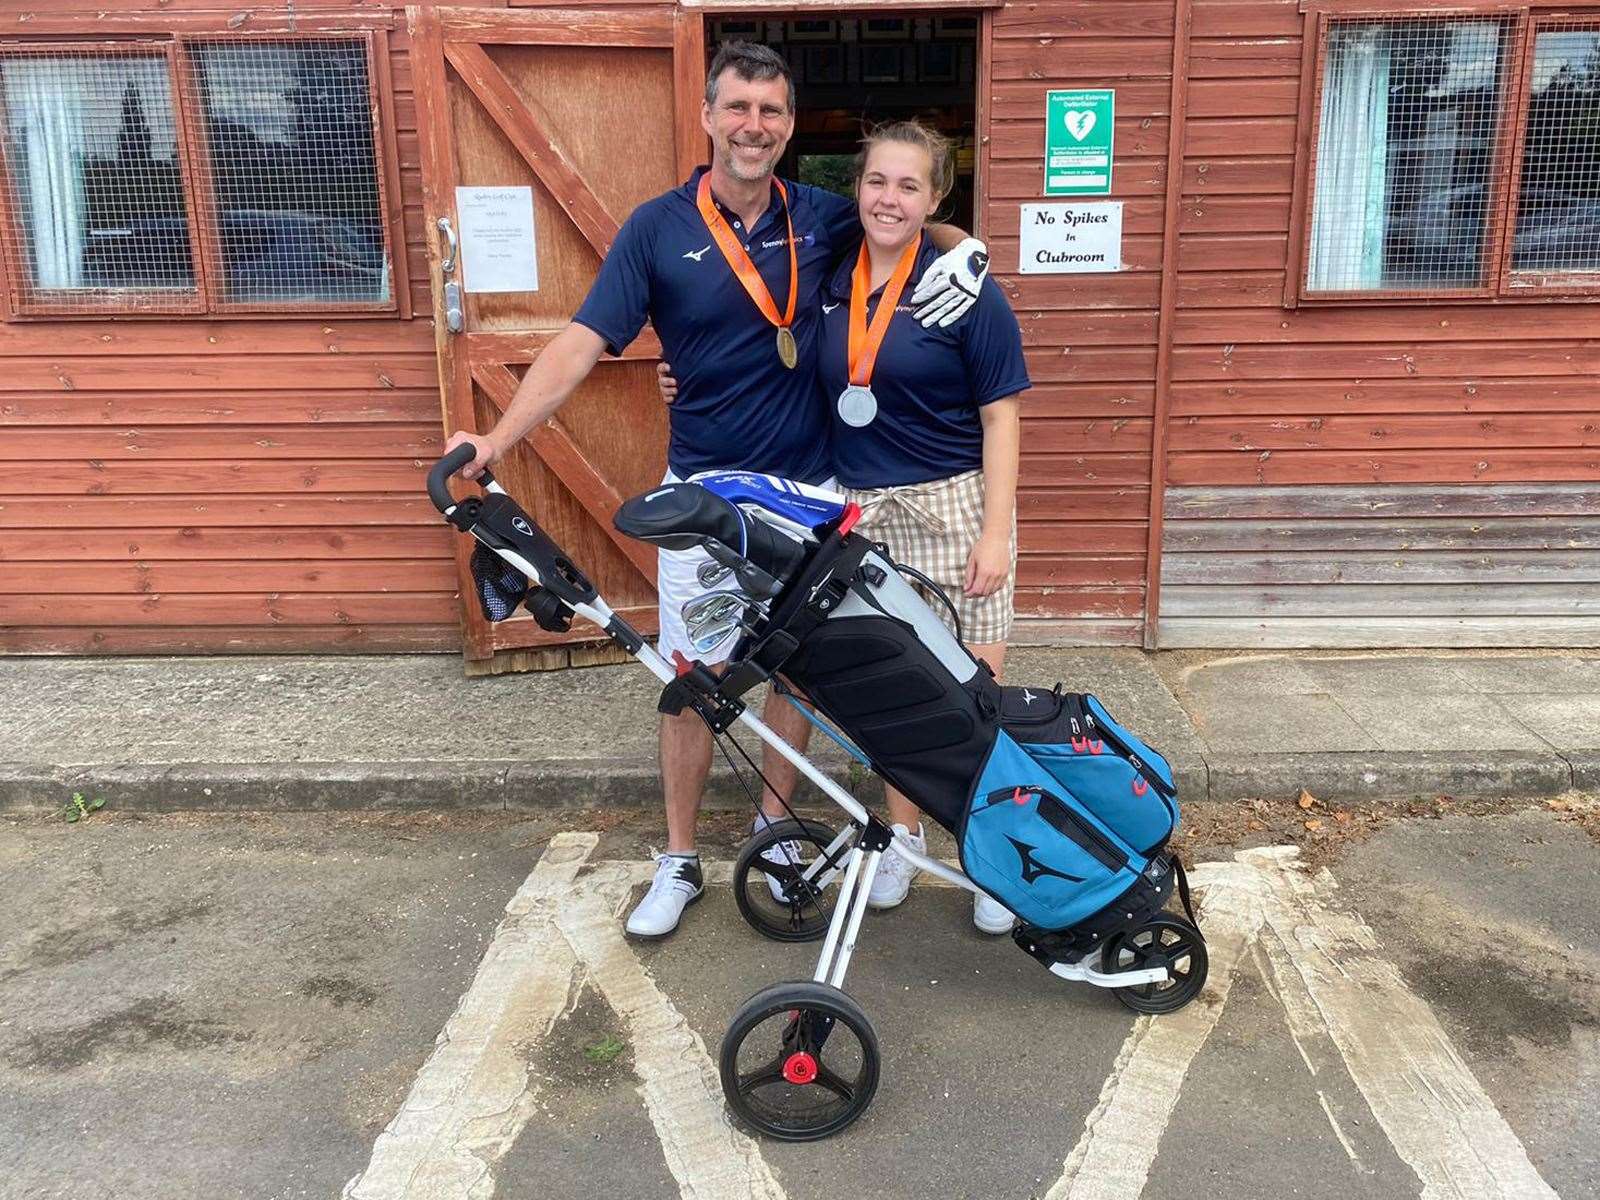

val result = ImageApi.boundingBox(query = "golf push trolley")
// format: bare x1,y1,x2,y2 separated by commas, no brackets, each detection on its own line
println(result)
429,445,1208,1141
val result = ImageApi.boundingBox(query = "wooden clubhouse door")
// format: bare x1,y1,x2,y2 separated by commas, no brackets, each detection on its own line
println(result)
410,5,706,669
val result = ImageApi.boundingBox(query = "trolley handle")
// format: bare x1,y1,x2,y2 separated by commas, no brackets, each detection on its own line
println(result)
427,443,496,514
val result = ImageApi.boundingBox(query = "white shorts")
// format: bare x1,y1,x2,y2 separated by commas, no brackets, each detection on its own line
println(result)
655,469,838,666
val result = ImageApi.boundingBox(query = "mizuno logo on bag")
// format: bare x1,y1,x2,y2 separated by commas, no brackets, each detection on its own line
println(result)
1005,835,1083,885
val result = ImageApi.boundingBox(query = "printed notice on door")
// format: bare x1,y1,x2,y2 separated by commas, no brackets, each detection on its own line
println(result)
1018,203,1123,274
456,186,539,293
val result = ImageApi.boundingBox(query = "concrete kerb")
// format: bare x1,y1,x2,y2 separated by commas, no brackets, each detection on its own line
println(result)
1205,749,1575,803
0,758,877,814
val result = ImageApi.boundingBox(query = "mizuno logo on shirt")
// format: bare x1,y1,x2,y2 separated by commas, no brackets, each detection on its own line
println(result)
822,302,839,313
683,245,711,262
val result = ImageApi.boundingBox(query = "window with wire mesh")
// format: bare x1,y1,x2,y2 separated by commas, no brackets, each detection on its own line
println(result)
0,37,392,317
1306,18,1511,295
0,48,200,313
1301,14,1600,298
1509,22,1600,280
182,37,391,307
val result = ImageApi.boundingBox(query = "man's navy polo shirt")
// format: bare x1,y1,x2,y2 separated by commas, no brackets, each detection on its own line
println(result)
572,166,858,484
818,237,1031,489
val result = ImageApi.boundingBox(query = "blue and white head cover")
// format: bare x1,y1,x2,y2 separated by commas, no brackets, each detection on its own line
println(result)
689,471,846,536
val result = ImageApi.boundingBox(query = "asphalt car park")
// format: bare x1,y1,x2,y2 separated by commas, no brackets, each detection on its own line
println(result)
1,804,1595,1199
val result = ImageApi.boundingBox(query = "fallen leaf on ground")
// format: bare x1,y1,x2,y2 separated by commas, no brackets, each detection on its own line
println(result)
1297,790,1318,810
1304,818,1323,832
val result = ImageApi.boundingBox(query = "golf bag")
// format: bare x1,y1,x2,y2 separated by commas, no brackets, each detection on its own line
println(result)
606,472,1186,942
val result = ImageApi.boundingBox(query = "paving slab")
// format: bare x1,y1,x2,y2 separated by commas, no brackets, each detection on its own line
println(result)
1497,693,1600,751
1189,693,1379,755
1298,654,1483,696
1445,654,1600,694
1334,693,1545,753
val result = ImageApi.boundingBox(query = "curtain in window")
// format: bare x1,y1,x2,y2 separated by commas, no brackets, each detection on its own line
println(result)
1307,25,1390,291
2,59,88,289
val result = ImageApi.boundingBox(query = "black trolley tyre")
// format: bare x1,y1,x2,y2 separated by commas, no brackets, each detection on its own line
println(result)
732,818,853,943
720,980,881,1141
1101,914,1209,1015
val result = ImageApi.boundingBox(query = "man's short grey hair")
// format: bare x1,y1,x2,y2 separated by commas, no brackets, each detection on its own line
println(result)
704,41,795,115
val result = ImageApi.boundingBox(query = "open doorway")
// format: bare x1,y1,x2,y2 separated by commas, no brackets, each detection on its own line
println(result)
708,13,981,231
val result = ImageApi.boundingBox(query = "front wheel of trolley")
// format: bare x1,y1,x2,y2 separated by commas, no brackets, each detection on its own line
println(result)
720,980,880,1141
1102,915,1209,1015
732,818,853,943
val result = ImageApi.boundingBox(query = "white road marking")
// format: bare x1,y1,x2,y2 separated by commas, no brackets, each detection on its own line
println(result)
353,838,1562,1200
1045,862,1266,1200
1246,846,1560,1199
556,863,787,1200
343,832,597,1200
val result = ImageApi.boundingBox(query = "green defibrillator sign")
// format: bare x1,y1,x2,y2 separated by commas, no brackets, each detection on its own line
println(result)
1044,89,1114,196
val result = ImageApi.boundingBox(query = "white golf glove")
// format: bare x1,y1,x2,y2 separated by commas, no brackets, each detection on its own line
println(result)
910,237,991,328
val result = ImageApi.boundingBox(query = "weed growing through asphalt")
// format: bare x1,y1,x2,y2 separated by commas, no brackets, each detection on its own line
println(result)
583,1033,626,1065
62,792,106,823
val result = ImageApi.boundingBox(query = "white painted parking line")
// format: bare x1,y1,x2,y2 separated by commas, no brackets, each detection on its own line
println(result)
556,863,787,1200
353,837,1563,1200
1046,862,1266,1200
343,832,597,1200
1047,848,1560,1200
1246,846,1560,1200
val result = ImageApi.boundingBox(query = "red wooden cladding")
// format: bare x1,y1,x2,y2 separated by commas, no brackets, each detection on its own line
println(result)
0,390,442,426
1169,414,1600,452
0,559,459,594
0,425,444,460
0,625,459,655
0,592,460,626
0,495,438,529
1170,378,1600,416
0,0,459,652
0,526,452,561
1168,450,1600,487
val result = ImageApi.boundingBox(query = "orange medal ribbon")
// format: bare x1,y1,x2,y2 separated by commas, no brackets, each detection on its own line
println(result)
696,174,798,360
847,232,921,387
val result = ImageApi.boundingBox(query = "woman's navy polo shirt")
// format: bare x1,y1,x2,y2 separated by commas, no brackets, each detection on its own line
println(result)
818,237,1031,489
572,167,858,485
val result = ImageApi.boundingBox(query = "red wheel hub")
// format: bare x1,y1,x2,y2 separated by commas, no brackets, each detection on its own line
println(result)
782,1051,818,1085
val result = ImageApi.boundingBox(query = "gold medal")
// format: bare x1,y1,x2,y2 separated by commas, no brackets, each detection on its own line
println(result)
776,327,798,370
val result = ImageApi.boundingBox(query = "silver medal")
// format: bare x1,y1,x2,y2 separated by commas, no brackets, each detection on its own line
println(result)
837,384,878,428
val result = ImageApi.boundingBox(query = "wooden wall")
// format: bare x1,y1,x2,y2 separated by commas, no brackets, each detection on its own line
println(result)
0,1,464,654
1155,0,1600,647
987,0,1174,645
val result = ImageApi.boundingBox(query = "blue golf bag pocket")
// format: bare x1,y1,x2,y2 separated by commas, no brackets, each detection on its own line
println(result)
1000,689,1178,856
957,732,1147,932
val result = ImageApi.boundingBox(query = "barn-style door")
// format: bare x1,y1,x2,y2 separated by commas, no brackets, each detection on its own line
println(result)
410,4,704,669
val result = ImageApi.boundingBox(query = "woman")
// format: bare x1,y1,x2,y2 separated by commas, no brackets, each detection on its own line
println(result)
660,120,1029,932
820,120,1027,932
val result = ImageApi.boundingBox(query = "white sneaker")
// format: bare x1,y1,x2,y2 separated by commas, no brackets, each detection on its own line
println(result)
867,824,924,910
754,814,805,905
973,891,1014,935
625,854,704,938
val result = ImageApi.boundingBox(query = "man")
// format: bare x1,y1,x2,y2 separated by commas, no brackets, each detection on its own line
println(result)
444,42,990,938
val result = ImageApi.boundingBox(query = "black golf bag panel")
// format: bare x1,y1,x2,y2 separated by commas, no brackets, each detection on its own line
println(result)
780,545,1001,832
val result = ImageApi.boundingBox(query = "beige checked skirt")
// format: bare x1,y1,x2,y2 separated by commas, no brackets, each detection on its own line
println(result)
842,469,1016,644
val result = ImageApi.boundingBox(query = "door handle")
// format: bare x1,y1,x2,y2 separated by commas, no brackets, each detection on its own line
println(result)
436,215,458,274
436,216,463,334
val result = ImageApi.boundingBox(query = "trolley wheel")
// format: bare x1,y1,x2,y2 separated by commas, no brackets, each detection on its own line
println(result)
1101,914,1209,1015
733,818,854,943
720,980,880,1141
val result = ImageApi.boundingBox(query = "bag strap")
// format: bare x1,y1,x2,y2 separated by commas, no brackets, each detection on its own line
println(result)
716,532,872,701
1172,854,1197,928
